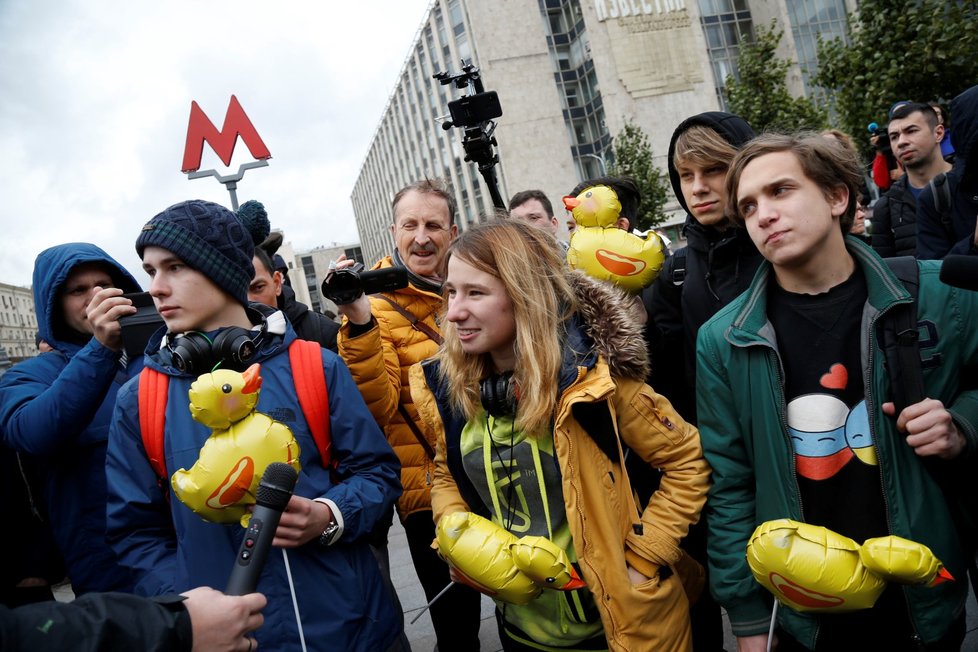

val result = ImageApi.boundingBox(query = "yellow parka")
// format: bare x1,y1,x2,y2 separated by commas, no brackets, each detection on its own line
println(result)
337,256,441,519
409,272,712,652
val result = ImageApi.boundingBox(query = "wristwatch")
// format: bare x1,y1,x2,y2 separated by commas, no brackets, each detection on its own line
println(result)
318,517,340,547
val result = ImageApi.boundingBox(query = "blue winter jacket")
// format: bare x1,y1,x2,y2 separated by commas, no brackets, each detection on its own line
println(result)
105,321,403,652
0,243,142,594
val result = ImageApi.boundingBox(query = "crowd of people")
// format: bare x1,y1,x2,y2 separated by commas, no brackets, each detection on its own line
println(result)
1,83,977,652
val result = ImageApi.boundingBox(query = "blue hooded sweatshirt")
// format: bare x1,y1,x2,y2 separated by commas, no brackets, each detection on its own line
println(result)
0,243,142,594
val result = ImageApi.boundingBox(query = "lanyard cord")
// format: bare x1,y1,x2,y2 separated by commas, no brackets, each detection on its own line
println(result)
483,415,554,539
483,415,516,530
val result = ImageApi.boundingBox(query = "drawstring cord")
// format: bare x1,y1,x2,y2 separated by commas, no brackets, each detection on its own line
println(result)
705,244,720,301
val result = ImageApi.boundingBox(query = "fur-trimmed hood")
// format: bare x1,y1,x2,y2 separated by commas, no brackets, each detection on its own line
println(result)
566,271,649,382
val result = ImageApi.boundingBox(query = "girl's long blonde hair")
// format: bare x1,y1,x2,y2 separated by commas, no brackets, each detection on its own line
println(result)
437,220,576,437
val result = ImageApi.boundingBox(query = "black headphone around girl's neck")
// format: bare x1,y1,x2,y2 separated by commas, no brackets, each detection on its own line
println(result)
480,371,517,418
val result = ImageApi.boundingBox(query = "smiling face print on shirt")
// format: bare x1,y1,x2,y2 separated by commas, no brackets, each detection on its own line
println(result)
787,362,877,481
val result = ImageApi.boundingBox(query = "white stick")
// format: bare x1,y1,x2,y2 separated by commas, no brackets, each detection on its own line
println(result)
766,600,779,652
409,582,455,624
282,548,308,652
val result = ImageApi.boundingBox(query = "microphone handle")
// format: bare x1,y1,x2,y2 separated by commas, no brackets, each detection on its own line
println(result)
225,504,284,595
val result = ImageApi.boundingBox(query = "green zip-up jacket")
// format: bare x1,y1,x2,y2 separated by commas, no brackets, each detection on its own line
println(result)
695,237,978,647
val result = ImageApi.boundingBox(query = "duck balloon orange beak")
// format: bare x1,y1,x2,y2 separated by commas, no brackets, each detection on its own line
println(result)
556,567,586,591
563,196,580,210
928,566,954,587
241,364,262,394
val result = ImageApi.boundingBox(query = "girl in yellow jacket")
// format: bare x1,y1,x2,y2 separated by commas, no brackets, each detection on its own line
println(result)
410,220,710,652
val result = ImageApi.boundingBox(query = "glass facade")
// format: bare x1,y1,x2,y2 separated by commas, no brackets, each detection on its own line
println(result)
538,0,612,180
697,0,754,109
785,0,849,95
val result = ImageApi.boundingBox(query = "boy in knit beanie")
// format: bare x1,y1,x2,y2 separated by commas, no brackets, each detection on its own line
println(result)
105,200,405,652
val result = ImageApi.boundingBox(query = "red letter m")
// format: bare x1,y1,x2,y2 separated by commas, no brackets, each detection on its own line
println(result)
181,95,271,173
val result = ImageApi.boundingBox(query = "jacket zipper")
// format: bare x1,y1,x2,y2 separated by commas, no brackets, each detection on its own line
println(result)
561,366,621,643
767,345,817,646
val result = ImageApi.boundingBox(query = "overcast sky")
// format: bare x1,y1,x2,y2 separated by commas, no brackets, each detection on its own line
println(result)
0,0,432,287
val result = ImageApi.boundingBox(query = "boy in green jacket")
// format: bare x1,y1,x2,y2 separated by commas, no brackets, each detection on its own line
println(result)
696,133,978,651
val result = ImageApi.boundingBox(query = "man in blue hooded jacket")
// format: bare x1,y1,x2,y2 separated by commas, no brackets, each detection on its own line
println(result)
0,243,141,595
105,200,404,652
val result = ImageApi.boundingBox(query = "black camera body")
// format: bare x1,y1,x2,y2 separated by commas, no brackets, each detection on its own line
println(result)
433,62,505,210
321,264,408,305
447,91,502,129
118,292,165,358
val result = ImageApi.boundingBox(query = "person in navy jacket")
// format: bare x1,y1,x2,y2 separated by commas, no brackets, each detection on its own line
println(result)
0,242,142,595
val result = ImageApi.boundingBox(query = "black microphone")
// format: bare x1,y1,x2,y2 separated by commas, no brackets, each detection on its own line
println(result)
225,462,299,595
940,255,978,292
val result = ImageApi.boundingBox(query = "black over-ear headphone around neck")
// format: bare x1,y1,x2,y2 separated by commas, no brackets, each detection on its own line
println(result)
480,372,517,418
167,326,261,375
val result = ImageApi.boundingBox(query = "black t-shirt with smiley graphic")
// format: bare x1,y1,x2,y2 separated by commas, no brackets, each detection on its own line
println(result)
768,270,914,648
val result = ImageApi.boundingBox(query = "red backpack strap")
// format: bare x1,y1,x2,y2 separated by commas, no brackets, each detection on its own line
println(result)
289,339,332,468
138,367,169,480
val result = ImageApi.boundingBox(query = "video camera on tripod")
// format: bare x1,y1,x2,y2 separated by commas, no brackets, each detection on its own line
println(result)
433,62,505,210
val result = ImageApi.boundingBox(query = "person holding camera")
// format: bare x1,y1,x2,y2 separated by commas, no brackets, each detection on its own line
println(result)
335,178,483,651
0,243,142,596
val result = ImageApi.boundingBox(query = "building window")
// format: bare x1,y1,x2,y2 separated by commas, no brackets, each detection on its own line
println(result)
697,0,754,109
539,0,610,181
784,0,848,96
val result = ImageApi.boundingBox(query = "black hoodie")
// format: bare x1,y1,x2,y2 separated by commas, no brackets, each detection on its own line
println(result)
644,112,762,421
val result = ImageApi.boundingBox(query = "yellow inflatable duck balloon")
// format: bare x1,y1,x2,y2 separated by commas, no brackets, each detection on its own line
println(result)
435,511,585,605
562,184,665,292
746,519,953,613
510,535,586,590
566,227,665,293
563,185,621,228
171,364,302,526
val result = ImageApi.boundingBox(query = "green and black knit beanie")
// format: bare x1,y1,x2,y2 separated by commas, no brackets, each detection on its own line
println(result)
136,199,270,306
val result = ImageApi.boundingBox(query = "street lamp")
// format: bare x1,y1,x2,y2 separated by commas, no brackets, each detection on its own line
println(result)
580,152,607,176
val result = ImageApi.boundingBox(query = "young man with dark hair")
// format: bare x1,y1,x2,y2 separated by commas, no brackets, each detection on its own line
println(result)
507,189,559,236
871,102,951,258
697,133,978,651
250,247,339,352
568,175,641,231
105,200,404,652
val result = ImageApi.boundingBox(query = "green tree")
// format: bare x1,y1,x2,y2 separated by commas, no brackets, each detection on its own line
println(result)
608,121,670,231
816,0,978,158
724,22,827,133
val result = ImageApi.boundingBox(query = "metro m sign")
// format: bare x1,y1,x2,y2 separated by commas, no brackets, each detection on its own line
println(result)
181,95,271,173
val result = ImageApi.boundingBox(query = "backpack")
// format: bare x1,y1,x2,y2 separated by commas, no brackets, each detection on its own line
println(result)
879,256,978,599
138,338,332,481
878,257,923,413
